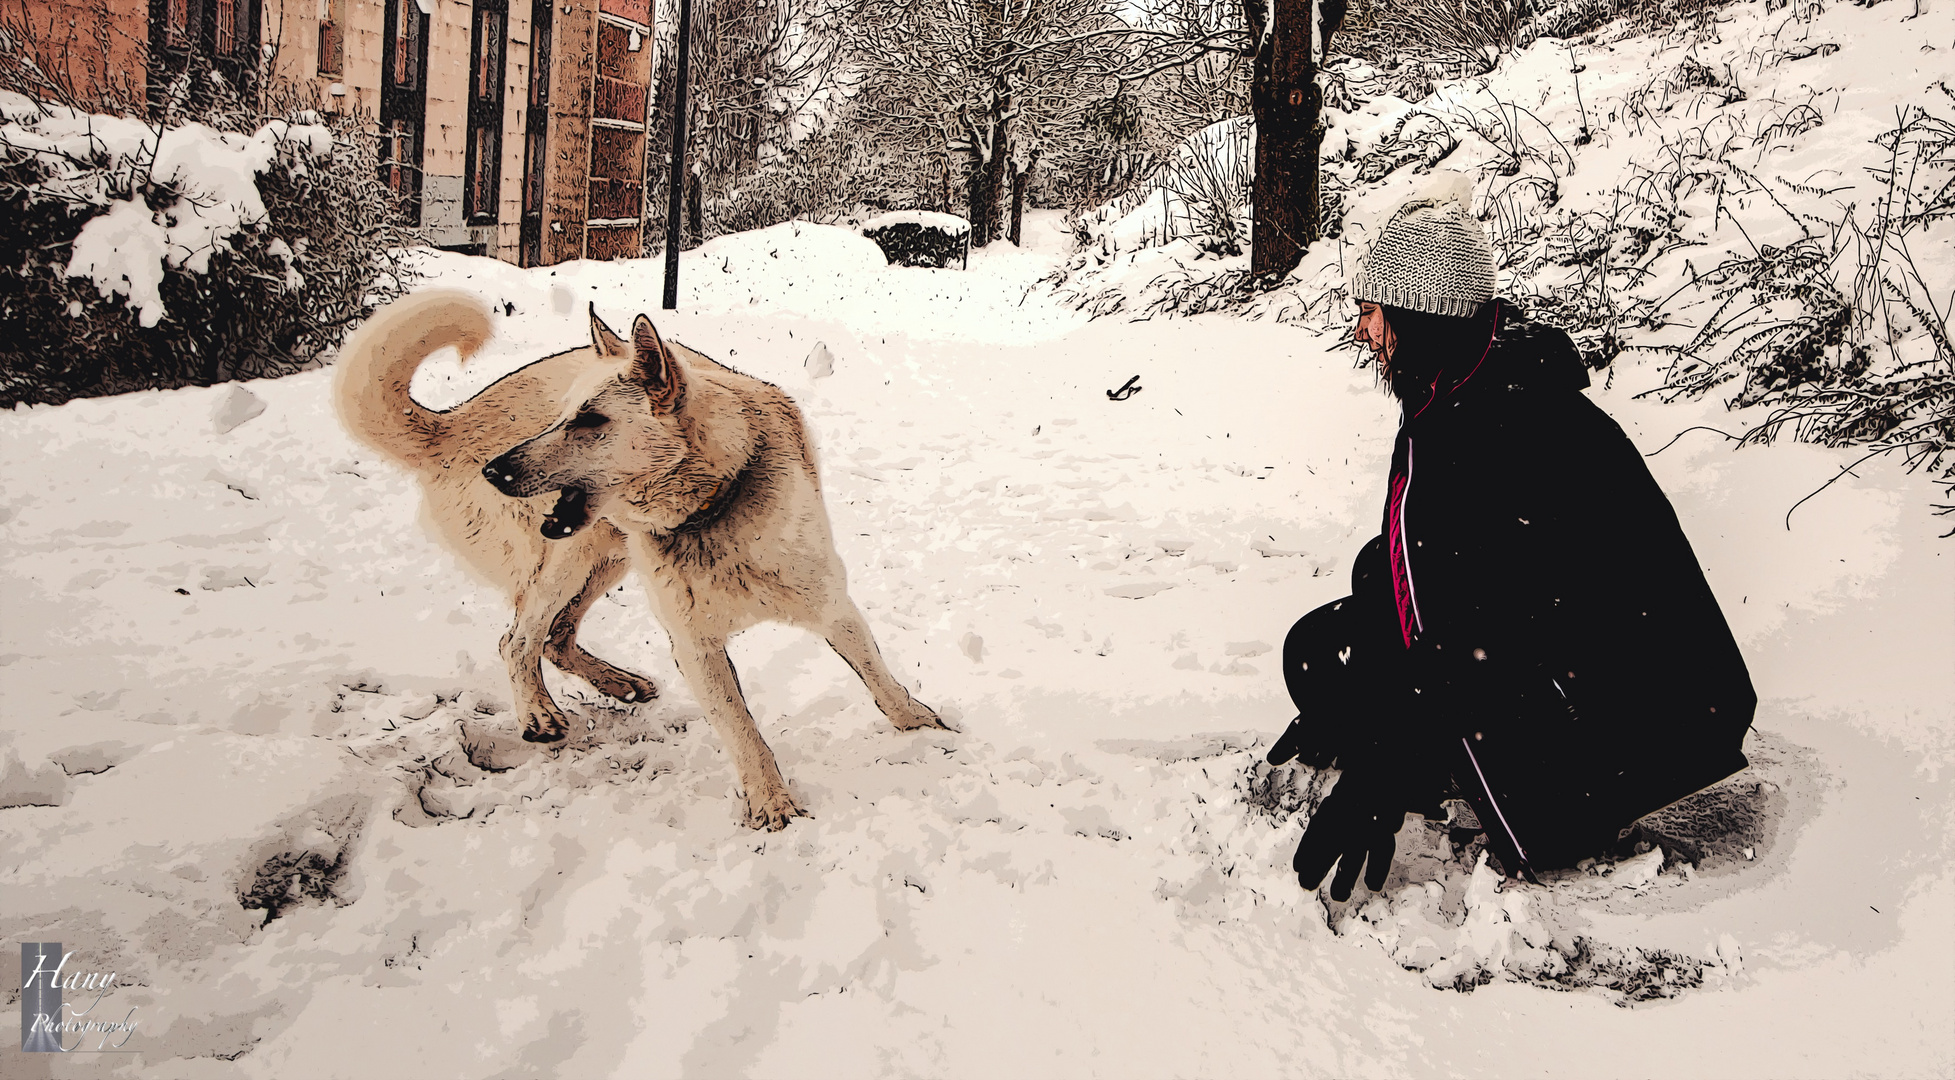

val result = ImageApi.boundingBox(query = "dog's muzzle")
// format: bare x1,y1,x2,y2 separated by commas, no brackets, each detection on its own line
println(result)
540,487,590,540
483,454,591,539
482,454,527,496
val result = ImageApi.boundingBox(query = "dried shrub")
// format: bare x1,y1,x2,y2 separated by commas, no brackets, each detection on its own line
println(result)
1647,93,1955,527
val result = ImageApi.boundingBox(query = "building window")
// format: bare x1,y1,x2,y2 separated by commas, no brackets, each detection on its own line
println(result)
382,120,417,197
214,0,236,55
379,0,430,222
392,0,422,89
165,0,191,49
149,0,262,107
519,0,554,266
317,0,344,75
465,0,507,225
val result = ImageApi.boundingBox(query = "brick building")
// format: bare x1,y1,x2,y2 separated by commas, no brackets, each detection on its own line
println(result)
4,0,657,265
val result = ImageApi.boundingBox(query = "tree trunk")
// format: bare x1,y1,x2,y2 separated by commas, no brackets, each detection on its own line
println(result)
965,162,989,244
1009,162,1026,245
1249,0,1318,280
1010,147,1036,246
969,130,1011,245
686,171,703,247
968,76,1014,248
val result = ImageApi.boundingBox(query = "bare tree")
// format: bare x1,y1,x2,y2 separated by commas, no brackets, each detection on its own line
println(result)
646,0,846,248
837,0,1276,244
841,0,1175,245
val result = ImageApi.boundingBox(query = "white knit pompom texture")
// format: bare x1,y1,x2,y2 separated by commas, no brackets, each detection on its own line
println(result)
1350,175,1497,318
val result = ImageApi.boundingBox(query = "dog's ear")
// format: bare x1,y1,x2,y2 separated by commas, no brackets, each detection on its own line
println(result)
629,315,684,411
590,303,630,358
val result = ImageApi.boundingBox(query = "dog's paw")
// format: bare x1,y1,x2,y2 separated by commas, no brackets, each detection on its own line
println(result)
551,649,660,705
589,668,659,705
520,706,570,743
743,784,810,831
887,698,953,732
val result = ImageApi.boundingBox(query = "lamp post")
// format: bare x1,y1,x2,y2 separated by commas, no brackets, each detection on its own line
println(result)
661,0,693,310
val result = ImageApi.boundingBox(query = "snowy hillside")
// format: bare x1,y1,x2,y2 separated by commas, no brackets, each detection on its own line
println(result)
4,1,1953,1076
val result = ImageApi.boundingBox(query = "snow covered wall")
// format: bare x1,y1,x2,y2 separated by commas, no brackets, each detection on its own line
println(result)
2,1,1952,1076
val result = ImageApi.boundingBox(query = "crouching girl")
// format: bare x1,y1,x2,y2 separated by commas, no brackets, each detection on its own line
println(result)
1271,189,1756,898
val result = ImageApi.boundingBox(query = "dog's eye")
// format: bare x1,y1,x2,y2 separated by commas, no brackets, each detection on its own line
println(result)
568,412,608,430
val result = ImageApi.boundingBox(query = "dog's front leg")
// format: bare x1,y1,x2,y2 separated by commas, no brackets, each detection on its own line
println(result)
502,605,569,743
504,528,624,743
669,633,809,830
818,600,948,732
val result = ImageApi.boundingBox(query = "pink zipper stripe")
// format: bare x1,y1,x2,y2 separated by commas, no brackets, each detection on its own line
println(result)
1400,440,1423,639
1463,737,1529,865
1387,440,1424,647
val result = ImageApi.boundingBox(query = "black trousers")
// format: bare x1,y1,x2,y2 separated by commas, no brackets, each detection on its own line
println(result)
1280,593,1446,811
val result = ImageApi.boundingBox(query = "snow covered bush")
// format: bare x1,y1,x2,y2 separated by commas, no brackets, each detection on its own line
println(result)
1071,117,1254,258
860,211,972,268
0,91,416,407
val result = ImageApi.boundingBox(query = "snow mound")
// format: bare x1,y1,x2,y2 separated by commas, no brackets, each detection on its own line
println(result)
1233,728,1816,1003
691,220,891,287
1077,116,1255,255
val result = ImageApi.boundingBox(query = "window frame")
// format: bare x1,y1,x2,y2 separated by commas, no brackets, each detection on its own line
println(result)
464,0,510,226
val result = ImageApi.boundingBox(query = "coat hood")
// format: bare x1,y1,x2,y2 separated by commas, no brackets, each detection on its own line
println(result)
1398,302,1590,424
1465,305,1591,395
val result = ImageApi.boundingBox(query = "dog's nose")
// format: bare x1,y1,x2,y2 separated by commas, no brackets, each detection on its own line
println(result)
483,456,522,494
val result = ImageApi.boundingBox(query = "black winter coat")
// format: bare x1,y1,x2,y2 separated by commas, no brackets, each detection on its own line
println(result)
1354,306,1755,869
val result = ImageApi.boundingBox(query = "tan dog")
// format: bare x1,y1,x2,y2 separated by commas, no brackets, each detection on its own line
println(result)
333,289,945,828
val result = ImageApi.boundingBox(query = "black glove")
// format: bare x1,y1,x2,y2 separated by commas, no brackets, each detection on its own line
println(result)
1267,714,1338,769
1293,765,1411,901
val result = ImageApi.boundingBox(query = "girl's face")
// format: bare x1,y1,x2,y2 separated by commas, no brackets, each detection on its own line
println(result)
1355,302,1397,374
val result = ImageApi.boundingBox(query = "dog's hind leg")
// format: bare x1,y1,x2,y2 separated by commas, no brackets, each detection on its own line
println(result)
667,633,809,830
544,550,659,705
812,599,948,732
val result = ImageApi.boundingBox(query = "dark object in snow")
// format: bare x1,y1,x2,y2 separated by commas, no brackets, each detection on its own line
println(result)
860,212,972,269
1107,375,1142,401
1273,301,1755,883
239,799,366,923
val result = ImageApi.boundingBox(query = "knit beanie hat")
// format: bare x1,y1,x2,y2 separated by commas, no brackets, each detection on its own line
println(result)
1350,183,1497,318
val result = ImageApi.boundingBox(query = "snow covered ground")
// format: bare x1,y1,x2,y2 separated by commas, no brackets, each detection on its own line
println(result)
4,1,1953,1075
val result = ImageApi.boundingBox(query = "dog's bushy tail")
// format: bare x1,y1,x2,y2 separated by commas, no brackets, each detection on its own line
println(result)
333,289,491,468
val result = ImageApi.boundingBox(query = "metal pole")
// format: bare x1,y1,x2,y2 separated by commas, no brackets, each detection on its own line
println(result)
661,0,693,310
